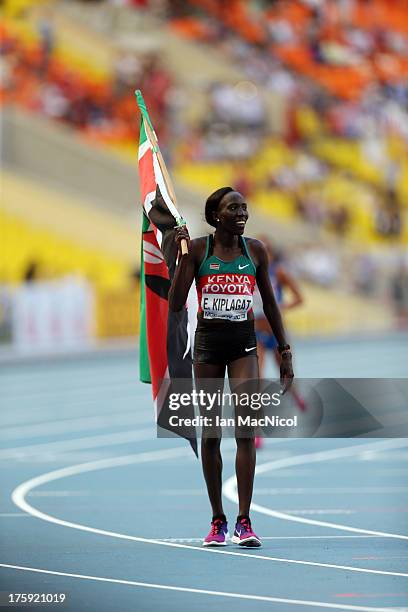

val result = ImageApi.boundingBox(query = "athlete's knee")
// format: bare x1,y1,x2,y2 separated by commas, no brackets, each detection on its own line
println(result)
235,436,255,447
201,436,221,451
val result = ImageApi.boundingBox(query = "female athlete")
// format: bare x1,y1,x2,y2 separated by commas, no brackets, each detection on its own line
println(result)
168,187,294,547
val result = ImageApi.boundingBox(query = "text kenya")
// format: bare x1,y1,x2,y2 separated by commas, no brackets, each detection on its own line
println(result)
207,274,252,284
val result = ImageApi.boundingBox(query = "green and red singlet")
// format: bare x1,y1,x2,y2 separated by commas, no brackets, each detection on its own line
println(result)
196,235,256,322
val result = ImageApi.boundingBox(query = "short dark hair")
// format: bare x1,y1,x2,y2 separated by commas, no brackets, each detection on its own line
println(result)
205,187,234,228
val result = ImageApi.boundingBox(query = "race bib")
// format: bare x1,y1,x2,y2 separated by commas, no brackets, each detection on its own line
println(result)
199,273,255,321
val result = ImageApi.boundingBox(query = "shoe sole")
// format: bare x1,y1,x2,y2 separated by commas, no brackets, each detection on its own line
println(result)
231,535,261,547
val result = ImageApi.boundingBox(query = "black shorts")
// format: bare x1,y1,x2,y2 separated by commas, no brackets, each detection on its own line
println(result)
193,318,258,365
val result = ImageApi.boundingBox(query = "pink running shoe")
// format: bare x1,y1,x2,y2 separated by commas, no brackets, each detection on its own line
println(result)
255,436,263,449
231,517,261,547
203,518,229,547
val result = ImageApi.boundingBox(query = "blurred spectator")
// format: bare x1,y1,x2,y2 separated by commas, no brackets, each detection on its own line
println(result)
209,81,265,129
24,261,40,283
295,245,340,287
129,266,141,286
391,259,408,327
114,51,142,96
36,8,55,75
375,190,402,238
353,253,377,296
231,160,253,198
39,83,69,120
1,24,175,147
0,53,13,92
328,205,350,236
267,62,297,99
295,191,325,228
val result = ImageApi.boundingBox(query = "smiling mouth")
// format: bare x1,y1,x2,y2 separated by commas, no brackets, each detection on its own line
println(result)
236,220,246,226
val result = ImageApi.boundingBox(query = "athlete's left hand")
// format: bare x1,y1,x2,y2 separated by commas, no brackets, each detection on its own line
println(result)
174,224,191,257
280,352,294,395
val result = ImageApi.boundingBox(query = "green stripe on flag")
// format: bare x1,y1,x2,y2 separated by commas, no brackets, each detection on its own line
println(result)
139,213,151,383
135,90,154,132
139,117,147,147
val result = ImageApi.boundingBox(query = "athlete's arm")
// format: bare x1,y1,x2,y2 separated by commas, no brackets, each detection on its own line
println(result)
250,240,294,390
253,242,288,346
277,266,303,310
168,226,196,312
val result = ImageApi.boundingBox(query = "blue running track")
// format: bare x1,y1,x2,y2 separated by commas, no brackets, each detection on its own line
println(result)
1,334,408,612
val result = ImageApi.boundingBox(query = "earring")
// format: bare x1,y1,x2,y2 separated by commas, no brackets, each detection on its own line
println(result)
216,218,219,221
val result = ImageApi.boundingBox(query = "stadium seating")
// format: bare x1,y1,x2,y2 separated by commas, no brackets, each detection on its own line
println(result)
2,2,406,250
169,0,408,245
176,138,408,245
1,209,130,288
179,0,408,100
1,172,136,289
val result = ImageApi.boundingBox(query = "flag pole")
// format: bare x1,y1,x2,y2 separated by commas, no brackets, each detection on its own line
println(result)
135,90,188,255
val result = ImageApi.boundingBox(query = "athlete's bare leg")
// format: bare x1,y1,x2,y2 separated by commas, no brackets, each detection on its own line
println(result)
256,343,266,447
194,361,226,518
228,354,259,517
257,342,266,378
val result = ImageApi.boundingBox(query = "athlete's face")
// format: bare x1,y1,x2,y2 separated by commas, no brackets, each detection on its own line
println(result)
217,192,249,235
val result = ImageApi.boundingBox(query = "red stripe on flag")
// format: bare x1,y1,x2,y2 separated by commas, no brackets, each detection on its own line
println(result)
138,148,156,203
145,284,168,398
142,231,169,398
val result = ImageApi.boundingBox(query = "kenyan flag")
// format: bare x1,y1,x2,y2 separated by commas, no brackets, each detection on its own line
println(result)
136,91,197,455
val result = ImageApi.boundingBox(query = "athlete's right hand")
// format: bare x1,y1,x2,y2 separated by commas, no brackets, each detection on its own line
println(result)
280,352,294,395
174,225,191,256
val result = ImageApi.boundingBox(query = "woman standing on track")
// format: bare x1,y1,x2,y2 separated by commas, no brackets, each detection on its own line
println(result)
169,187,294,548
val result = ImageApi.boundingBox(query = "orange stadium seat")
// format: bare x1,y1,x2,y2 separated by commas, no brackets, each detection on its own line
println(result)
265,0,310,33
353,0,408,35
169,17,212,40
187,0,266,44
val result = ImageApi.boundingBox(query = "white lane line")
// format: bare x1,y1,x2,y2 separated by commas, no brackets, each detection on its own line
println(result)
255,487,408,495
278,510,356,516
281,508,358,516
360,451,408,460
28,491,88,497
253,440,408,478
0,428,155,459
1,564,404,612
159,489,204,496
10,448,408,578
1,381,140,402
1,397,149,427
0,413,149,441
1,373,143,390
3,427,269,459
224,439,408,540
159,536,383,542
